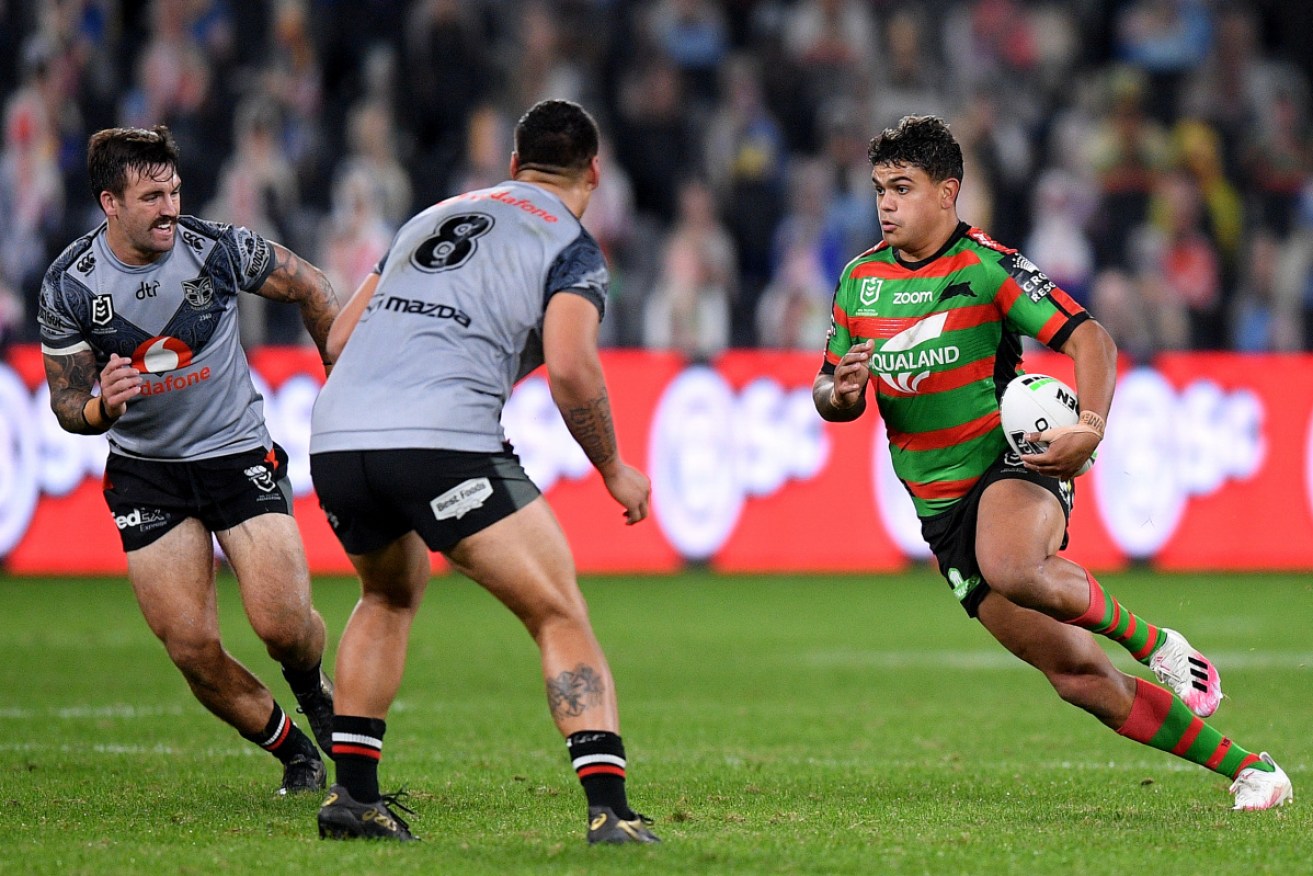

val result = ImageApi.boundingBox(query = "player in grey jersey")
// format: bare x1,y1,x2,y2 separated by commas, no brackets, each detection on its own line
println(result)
310,100,659,844
37,126,340,796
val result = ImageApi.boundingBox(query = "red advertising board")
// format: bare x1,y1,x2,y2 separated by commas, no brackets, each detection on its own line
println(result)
3,346,1312,574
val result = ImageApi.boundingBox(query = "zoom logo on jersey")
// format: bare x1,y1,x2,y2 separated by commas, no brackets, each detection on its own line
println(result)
380,296,472,327
412,213,493,273
869,312,959,394
892,290,933,305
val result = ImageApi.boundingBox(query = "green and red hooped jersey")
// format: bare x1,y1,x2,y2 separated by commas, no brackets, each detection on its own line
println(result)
821,222,1089,517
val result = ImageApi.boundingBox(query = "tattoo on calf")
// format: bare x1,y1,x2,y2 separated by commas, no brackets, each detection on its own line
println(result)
546,663,605,719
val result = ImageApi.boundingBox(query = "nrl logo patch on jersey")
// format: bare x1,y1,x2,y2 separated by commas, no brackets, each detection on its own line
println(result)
858,277,883,306
182,276,214,308
91,294,114,325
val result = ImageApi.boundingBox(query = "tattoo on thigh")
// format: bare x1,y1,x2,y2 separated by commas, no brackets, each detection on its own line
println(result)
546,663,604,719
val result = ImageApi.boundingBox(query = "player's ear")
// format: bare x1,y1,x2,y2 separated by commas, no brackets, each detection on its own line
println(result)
940,177,960,209
98,189,118,218
509,151,521,178
587,154,600,190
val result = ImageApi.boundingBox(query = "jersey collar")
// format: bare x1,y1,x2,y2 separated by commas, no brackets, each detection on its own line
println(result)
892,221,969,272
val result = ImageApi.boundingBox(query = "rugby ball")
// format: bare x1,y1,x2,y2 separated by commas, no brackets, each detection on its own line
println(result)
999,374,1095,475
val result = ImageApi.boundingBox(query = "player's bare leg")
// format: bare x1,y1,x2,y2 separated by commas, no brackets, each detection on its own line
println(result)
446,496,655,842
128,519,274,730
219,513,325,670
973,486,1286,807
317,531,428,840
977,591,1135,727
446,497,619,735
335,532,430,719
128,518,324,792
219,512,335,756
976,479,1221,716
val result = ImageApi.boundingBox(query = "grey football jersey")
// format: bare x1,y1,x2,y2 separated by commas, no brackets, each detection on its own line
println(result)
38,216,277,460
311,181,607,453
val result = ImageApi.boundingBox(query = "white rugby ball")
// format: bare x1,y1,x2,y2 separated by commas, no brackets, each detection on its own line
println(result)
999,373,1095,475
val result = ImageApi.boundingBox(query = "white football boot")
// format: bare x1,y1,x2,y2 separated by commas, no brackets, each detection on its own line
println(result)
1230,753,1293,811
1148,628,1222,718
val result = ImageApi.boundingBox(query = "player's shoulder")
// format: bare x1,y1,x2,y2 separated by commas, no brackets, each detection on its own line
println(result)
45,226,102,290
838,240,892,280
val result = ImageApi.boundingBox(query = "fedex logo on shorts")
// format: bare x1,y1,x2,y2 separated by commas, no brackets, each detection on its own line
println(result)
112,507,169,531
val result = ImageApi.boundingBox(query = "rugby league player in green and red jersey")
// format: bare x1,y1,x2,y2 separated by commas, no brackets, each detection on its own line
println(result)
813,115,1290,811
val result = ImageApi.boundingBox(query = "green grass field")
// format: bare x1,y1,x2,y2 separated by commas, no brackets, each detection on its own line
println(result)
0,569,1307,875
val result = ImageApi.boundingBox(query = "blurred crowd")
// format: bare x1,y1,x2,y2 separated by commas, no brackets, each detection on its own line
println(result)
3,0,1313,357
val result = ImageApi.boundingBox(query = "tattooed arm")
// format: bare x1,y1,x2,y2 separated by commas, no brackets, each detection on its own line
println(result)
542,292,649,525
254,242,341,373
44,350,142,435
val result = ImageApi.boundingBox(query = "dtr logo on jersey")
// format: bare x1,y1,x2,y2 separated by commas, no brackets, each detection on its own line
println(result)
132,336,195,373
869,312,959,394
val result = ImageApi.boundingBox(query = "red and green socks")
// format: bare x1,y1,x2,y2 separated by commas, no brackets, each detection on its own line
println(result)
1065,570,1167,664
1117,678,1271,779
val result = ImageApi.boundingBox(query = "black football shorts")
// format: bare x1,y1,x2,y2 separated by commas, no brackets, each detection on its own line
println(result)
310,447,541,556
103,443,294,552
918,450,1073,617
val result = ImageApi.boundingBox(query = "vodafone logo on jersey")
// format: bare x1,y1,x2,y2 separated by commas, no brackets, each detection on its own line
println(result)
869,312,959,394
133,336,194,373
131,336,210,396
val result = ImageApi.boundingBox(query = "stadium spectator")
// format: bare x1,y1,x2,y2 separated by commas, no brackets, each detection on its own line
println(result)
36,125,339,796
335,97,412,227
309,99,659,844
814,114,1292,811
643,175,736,357
204,96,302,345
1132,168,1224,349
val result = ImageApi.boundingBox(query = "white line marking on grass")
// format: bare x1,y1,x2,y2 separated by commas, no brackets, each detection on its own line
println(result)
0,704,188,720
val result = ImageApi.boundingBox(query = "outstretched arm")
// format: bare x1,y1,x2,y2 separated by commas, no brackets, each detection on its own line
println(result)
254,242,340,373
44,350,141,434
542,292,649,525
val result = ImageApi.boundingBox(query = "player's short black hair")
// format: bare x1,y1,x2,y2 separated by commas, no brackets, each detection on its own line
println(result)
513,99,599,176
87,125,180,201
867,115,964,184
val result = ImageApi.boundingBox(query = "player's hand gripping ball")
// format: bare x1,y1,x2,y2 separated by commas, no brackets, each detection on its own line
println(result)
1000,374,1096,475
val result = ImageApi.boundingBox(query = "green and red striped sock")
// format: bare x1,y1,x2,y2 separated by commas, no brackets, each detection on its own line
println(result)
1117,678,1270,778
1065,570,1167,664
